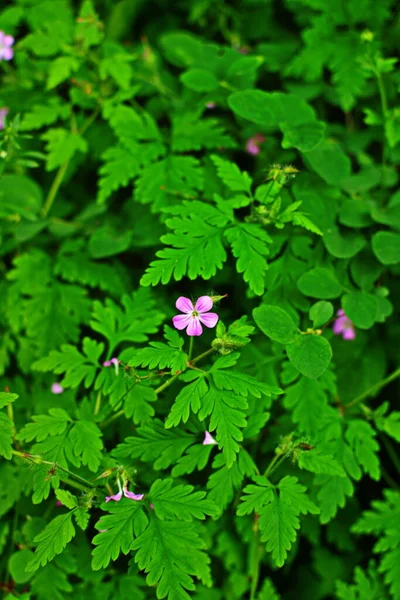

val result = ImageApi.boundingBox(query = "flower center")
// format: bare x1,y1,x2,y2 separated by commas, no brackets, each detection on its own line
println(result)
192,310,199,317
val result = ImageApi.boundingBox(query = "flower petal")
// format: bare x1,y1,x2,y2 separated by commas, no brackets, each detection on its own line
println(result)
3,47,13,61
199,312,219,329
336,309,345,317
172,313,192,330
342,327,356,341
124,490,144,501
176,296,194,313
203,431,217,446
105,491,123,503
195,296,213,313
332,316,347,335
51,383,64,394
4,35,14,46
187,316,203,336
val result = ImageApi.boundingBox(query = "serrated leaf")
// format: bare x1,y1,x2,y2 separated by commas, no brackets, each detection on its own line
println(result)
69,420,103,472
0,413,13,459
225,224,271,295
26,512,76,571
91,500,146,570
55,489,78,509
149,478,216,521
0,392,18,409
132,515,211,598
211,155,252,194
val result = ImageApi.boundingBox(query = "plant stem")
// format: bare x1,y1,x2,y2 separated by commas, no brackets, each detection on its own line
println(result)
7,402,16,440
381,434,400,475
344,367,400,410
99,408,125,430
12,450,96,489
190,348,214,365
188,336,194,361
249,519,261,600
41,159,70,218
94,390,102,416
154,374,180,395
375,68,389,175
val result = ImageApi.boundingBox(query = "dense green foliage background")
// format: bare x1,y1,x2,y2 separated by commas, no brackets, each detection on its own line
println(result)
1,0,400,598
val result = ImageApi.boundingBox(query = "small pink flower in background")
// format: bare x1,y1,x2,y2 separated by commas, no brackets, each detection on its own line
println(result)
51,383,64,394
203,431,217,446
149,503,155,510
103,357,119,376
333,309,356,340
172,296,219,337
105,480,143,503
0,107,8,130
205,102,216,109
0,32,14,61
55,500,63,507
246,133,265,155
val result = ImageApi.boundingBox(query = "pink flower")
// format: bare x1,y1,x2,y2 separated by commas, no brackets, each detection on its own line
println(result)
203,431,217,445
51,383,64,394
105,480,144,503
172,296,219,337
103,357,119,375
55,500,63,507
0,32,14,61
246,133,265,155
333,309,356,340
205,102,216,109
0,107,8,130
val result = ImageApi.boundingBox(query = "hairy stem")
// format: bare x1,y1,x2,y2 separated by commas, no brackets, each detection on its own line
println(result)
188,336,194,361
12,450,96,489
344,367,400,409
41,160,70,218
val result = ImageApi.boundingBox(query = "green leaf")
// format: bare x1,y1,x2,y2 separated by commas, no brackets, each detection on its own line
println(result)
253,305,298,344
297,267,343,299
132,515,211,598
41,129,88,171
0,392,18,409
55,489,78,509
372,231,400,265
8,550,35,584
309,301,334,328
0,413,14,459
124,384,157,424
207,449,257,512
342,292,378,329
345,420,380,480
284,376,333,436
135,156,203,211
238,476,319,567
211,155,252,194
32,339,103,388
298,450,346,476
113,421,197,470
323,227,366,258
165,376,209,428
228,90,277,126
148,478,216,521
47,56,80,89
316,475,354,524
287,335,332,379
129,329,187,373
305,138,351,186
198,386,247,467
90,288,165,353
26,512,76,571
89,227,132,259
69,420,103,472
91,500,146,570
140,212,227,286
281,120,325,152
97,145,139,204
225,224,272,295
75,507,90,531
20,100,70,131
17,408,71,443
180,68,219,92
